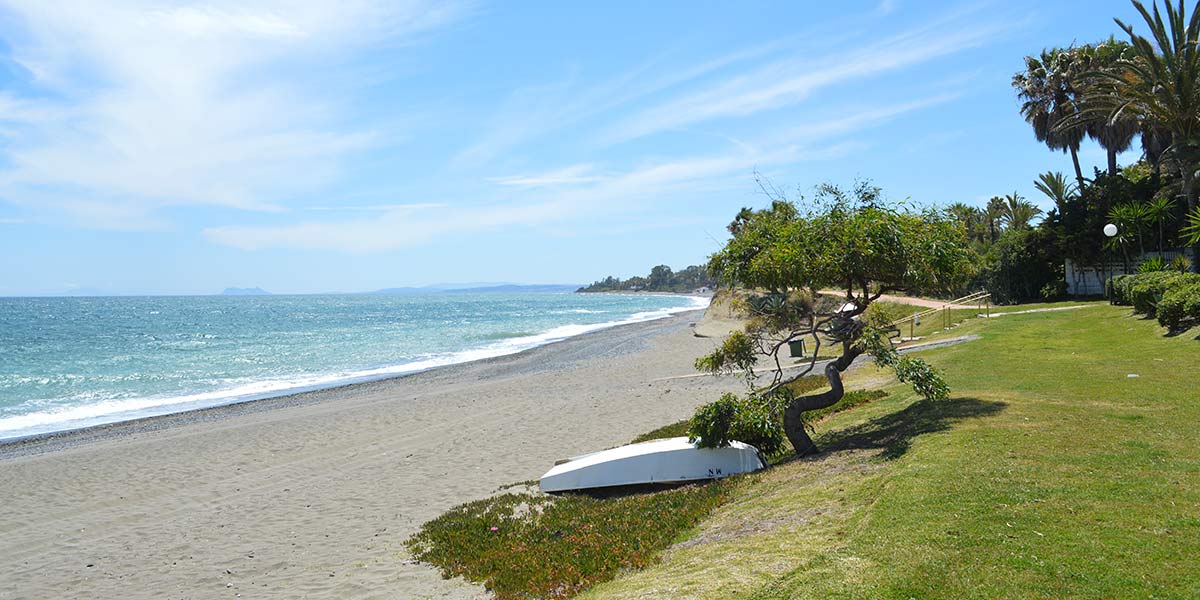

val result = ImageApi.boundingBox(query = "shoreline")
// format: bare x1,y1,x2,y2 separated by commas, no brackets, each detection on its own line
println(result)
0,309,745,599
0,308,710,460
0,296,709,449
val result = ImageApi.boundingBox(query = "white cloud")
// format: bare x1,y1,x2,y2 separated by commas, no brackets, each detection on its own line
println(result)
202,137,866,253
0,0,470,228
488,164,605,188
773,92,962,142
453,39,787,166
602,18,999,144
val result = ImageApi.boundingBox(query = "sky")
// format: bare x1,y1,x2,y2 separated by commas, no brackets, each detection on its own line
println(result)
0,0,1152,295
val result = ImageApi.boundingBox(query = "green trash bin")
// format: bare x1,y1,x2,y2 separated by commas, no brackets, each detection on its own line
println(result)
787,339,806,358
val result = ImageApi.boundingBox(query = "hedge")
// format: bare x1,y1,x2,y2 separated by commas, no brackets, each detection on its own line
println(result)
1109,274,1138,305
1156,281,1200,331
1126,272,1200,315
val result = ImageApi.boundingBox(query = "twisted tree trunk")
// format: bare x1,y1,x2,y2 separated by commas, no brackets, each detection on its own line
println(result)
782,347,863,456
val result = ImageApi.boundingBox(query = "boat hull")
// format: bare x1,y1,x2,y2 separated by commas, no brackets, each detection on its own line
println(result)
539,436,765,493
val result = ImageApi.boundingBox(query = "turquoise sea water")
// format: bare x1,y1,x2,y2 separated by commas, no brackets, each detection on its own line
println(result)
0,293,706,440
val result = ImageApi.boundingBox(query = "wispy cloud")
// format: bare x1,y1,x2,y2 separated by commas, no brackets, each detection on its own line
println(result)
303,203,446,212
453,38,791,166
203,136,865,253
773,92,963,142
488,164,605,188
601,16,1000,144
0,0,470,229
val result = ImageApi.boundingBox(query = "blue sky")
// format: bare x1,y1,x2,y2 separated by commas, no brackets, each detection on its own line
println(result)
0,0,1149,295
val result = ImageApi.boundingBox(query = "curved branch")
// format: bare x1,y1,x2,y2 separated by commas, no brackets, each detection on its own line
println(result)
781,345,864,456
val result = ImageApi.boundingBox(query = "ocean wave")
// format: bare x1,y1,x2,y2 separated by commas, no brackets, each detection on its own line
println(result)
0,295,711,441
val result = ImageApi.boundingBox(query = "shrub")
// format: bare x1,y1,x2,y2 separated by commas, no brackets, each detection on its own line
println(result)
1170,255,1193,273
1108,274,1137,305
1128,272,1200,315
1156,282,1200,331
1137,256,1168,273
688,393,788,457
1040,280,1068,300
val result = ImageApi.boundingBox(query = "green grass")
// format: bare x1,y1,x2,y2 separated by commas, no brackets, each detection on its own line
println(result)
629,420,691,444
585,303,1200,599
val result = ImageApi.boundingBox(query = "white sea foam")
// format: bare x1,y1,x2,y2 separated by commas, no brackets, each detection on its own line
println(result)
0,295,710,441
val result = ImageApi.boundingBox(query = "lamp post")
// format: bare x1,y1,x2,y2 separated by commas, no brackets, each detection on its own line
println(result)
1104,223,1118,300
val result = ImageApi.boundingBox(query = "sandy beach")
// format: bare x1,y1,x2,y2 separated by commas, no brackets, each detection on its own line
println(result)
0,311,744,599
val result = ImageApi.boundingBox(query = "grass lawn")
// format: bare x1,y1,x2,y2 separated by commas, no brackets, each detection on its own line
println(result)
584,303,1200,599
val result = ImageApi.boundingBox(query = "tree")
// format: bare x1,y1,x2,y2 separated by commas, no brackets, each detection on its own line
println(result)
986,196,1007,242
1083,0,1200,271
1074,39,1142,175
648,265,673,289
1014,49,1089,186
1033,171,1079,213
1146,194,1178,255
1001,192,1044,229
982,228,1063,303
691,182,972,456
946,202,985,244
1182,205,1200,245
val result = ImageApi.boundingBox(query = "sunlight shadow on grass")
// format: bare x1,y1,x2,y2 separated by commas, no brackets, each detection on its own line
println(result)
816,397,1006,460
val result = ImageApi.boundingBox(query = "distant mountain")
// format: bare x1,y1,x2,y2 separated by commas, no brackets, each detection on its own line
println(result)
370,284,580,295
222,287,270,296
449,284,581,294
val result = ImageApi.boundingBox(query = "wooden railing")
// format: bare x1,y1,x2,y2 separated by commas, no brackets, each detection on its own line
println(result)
887,291,992,335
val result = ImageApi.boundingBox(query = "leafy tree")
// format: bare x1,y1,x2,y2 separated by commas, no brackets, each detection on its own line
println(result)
648,265,673,289
691,182,972,456
980,228,1063,303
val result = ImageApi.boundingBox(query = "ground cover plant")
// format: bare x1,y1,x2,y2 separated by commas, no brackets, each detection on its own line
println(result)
583,304,1200,599
406,482,734,600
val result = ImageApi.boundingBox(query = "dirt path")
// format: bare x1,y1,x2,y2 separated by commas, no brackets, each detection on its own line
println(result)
818,291,948,309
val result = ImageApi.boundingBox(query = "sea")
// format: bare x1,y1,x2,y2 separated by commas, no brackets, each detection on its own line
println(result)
0,292,708,441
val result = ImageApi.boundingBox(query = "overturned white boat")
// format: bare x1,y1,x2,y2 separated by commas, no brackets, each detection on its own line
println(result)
539,437,765,493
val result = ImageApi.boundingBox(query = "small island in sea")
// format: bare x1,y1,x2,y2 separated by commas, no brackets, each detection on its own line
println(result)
221,287,271,296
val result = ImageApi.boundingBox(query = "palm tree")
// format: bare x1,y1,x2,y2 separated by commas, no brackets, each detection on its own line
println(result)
1001,192,1044,229
1145,195,1178,255
1182,205,1200,245
1072,40,1142,175
985,196,1007,242
946,202,984,243
1032,171,1079,212
1085,0,1200,271
1013,49,1089,187
1109,202,1153,256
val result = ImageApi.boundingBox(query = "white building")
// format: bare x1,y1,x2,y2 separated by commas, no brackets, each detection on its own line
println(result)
1065,249,1194,296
